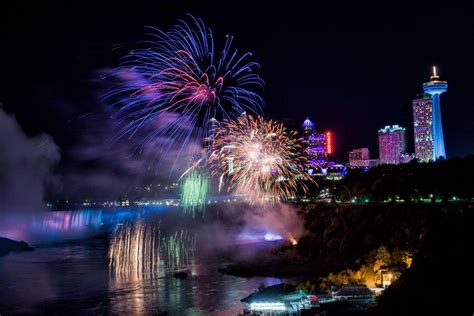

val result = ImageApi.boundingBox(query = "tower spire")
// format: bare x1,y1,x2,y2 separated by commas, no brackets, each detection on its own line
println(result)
431,65,439,80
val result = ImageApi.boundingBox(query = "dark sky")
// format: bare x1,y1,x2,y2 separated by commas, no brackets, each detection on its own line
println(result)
1,1,474,162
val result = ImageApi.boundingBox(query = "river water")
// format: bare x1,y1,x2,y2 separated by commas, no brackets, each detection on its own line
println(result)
0,205,292,315
0,238,285,315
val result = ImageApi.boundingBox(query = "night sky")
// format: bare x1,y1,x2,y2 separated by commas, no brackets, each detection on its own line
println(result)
2,1,474,163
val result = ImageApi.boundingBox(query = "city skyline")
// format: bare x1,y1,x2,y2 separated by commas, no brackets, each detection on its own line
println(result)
301,67,450,165
1,2,473,168
339,67,452,165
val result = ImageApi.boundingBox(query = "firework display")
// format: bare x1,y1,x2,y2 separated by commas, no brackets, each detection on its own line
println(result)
108,219,159,277
108,219,196,277
207,116,313,204
105,15,264,159
161,230,197,272
180,169,209,217
104,16,309,281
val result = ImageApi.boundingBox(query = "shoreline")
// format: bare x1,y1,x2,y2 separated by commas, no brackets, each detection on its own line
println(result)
0,237,34,256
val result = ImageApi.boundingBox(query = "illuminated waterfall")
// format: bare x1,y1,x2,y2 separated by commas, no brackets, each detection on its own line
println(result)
34,210,103,231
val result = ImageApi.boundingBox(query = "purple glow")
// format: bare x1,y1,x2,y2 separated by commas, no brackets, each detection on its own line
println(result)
236,230,284,244
264,232,284,241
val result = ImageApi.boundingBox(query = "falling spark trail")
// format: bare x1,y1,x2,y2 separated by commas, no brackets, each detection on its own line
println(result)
108,219,159,277
108,220,196,277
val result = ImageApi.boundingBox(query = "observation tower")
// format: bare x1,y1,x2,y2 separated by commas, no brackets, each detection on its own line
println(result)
423,66,447,160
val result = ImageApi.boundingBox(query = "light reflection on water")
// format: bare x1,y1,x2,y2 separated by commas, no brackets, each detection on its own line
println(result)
0,239,285,315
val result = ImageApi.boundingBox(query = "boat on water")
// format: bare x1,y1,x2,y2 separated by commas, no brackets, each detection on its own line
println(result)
172,268,189,278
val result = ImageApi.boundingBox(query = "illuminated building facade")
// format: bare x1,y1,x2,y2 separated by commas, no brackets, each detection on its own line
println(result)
302,117,314,136
325,164,347,181
241,283,317,314
421,66,448,160
349,148,379,168
378,125,406,165
412,97,434,162
349,148,369,162
302,118,333,171
307,132,327,166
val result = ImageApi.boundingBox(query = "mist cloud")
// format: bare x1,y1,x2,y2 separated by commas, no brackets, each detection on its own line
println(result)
0,106,60,240
56,108,202,200
194,203,304,260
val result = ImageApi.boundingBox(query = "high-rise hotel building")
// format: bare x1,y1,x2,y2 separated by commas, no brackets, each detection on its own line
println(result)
412,97,434,162
302,117,332,170
378,125,407,165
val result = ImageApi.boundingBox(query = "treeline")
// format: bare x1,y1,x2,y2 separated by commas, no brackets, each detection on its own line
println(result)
369,206,473,316
297,202,472,315
330,155,474,202
296,203,437,277
221,202,472,315
304,245,412,292
222,203,458,279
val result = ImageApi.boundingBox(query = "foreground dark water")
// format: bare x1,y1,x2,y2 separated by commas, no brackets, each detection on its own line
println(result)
0,238,284,315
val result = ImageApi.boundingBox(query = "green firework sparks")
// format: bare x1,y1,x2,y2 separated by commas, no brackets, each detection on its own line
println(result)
161,230,197,271
180,170,209,217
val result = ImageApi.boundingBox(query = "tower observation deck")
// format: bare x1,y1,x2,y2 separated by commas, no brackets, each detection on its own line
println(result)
422,66,447,160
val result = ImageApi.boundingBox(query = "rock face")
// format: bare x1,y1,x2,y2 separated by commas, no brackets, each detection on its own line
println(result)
0,237,34,256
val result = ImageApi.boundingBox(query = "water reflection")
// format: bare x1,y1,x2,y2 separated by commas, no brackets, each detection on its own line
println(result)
107,261,285,315
108,274,148,315
0,239,286,315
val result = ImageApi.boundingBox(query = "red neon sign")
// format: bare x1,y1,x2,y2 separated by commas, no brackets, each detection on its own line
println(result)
326,131,332,155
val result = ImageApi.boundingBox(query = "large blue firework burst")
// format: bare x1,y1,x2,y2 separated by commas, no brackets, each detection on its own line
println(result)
104,15,264,166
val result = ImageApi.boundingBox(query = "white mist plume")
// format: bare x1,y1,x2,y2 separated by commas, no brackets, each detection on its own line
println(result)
0,106,60,240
